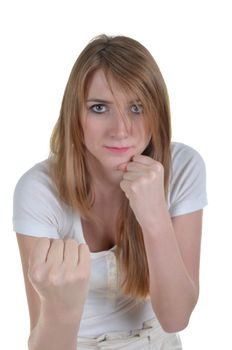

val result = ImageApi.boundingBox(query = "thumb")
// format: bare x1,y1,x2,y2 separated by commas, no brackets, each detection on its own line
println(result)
117,162,128,171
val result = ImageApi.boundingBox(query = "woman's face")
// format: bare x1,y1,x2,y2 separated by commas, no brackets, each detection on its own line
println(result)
81,69,151,174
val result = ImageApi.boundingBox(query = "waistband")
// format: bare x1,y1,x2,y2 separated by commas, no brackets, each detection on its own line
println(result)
77,318,182,348
78,319,166,345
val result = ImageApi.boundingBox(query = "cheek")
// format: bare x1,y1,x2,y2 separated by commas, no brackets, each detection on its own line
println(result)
145,133,152,145
82,119,96,138
136,122,151,143
83,123,103,150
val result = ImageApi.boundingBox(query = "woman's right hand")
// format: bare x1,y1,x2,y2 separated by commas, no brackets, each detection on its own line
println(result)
28,238,91,322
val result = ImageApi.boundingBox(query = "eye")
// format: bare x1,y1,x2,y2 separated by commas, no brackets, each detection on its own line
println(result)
130,104,143,114
90,104,107,113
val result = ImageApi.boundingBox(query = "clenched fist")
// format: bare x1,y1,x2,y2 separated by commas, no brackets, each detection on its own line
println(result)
28,238,91,321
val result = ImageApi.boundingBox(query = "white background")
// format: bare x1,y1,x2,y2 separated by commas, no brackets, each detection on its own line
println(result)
0,0,231,348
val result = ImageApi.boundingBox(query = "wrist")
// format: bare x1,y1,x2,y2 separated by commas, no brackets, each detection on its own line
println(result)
40,300,82,327
29,304,80,350
140,203,170,232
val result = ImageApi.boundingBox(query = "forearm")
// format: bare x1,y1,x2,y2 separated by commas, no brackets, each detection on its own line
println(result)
142,207,198,332
28,303,81,350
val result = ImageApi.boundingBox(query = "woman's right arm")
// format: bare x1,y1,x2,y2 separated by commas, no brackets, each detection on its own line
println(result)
17,234,91,350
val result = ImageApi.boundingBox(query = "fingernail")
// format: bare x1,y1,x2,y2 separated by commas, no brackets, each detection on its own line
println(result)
117,163,128,171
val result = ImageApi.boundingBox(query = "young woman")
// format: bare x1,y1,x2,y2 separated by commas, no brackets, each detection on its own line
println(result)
13,34,207,349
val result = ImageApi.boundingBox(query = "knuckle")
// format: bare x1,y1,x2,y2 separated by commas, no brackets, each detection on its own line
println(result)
130,182,137,193
48,270,61,286
53,239,64,245
148,169,156,179
155,162,164,172
63,267,90,285
77,268,90,282
39,237,51,245
65,238,79,245
64,272,77,284
80,243,90,254
28,265,45,284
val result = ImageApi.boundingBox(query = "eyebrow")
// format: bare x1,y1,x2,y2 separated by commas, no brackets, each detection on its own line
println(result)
86,99,113,104
86,98,142,104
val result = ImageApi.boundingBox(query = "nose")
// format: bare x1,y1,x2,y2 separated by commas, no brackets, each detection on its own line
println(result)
109,111,131,139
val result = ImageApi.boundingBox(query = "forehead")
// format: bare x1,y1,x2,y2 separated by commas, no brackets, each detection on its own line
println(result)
86,69,138,102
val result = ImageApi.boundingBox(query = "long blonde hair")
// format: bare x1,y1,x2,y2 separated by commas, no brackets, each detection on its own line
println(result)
49,34,172,298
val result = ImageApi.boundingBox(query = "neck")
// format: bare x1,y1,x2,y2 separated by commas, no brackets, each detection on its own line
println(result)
92,179,124,205
86,154,125,198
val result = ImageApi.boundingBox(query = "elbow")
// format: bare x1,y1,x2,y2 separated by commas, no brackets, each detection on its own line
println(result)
154,291,198,333
155,305,194,333
161,317,190,333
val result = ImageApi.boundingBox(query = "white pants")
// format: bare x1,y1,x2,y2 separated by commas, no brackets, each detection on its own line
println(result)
77,319,182,349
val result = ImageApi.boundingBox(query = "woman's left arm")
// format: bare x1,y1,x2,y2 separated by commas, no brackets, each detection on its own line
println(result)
118,155,203,333
142,208,202,333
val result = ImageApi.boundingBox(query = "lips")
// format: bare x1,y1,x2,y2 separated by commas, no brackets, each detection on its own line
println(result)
104,146,131,153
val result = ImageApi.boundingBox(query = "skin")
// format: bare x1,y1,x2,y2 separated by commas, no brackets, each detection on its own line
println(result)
81,69,151,191
28,239,91,316
80,69,202,332
27,239,90,350
20,68,203,349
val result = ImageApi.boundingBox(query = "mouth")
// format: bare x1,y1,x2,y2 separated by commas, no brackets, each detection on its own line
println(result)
103,146,131,154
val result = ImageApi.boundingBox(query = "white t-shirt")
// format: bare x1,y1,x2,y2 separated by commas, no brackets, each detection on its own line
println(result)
13,142,208,337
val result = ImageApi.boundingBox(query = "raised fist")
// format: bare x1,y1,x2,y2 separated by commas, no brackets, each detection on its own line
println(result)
28,238,91,319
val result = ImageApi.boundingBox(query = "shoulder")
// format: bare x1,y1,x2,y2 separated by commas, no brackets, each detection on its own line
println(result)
171,141,205,166
13,159,66,238
170,141,206,180
13,159,62,207
13,158,66,214
168,142,207,217
15,159,54,192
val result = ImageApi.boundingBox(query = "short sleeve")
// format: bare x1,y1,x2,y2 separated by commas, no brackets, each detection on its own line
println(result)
13,163,62,238
168,143,208,217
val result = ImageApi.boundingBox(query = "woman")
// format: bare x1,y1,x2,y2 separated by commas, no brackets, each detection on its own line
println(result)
13,34,207,349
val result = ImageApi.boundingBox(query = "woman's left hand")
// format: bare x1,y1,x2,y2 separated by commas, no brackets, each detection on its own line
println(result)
117,154,167,228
